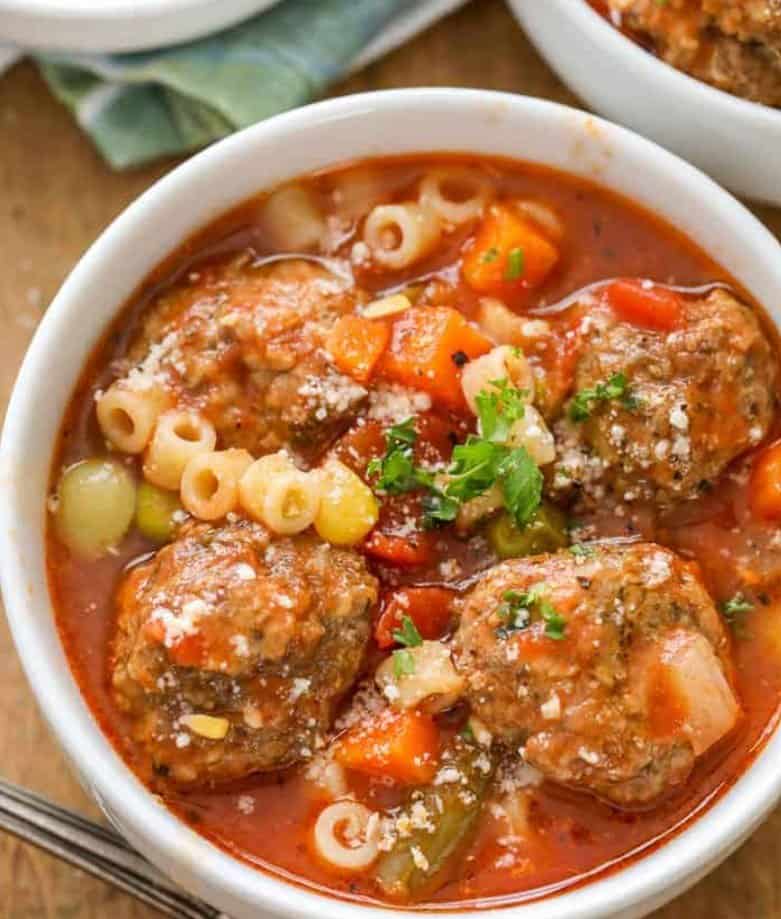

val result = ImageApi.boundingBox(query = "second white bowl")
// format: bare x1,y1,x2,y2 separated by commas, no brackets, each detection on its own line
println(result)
508,0,781,205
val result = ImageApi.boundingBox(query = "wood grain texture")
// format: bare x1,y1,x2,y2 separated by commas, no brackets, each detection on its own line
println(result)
0,1,779,915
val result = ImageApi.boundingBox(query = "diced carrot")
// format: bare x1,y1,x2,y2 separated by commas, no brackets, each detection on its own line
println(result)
750,440,781,521
325,314,391,384
605,279,683,332
335,709,440,785
374,587,455,649
462,202,559,302
363,530,435,568
379,306,491,410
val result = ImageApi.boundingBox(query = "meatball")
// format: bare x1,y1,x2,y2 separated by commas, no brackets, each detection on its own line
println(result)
118,256,369,456
608,0,781,106
112,519,378,785
550,289,776,508
454,543,740,807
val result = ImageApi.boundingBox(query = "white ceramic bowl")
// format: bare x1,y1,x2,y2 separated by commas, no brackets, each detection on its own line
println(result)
2,89,781,919
507,0,781,206
0,0,277,53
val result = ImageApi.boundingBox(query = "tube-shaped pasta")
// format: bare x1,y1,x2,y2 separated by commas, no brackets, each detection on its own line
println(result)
238,451,295,522
419,167,493,225
514,199,564,242
259,468,321,535
329,166,387,221
460,345,535,416
475,297,548,347
260,184,326,252
314,460,379,546
96,380,169,454
313,801,379,872
363,203,441,270
376,641,464,713
508,405,556,466
143,410,217,490
180,449,252,521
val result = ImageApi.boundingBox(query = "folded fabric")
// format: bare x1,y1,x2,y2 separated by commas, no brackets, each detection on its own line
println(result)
31,0,459,170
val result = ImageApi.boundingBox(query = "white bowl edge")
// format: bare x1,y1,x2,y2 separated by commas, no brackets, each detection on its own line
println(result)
508,0,781,206
2,88,781,919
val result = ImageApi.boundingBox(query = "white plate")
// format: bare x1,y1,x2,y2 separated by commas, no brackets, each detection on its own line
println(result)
508,0,781,205
0,0,279,53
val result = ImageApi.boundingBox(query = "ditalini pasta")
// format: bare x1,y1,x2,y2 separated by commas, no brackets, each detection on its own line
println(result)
418,167,492,225
180,448,252,520
362,202,441,269
96,381,168,454
47,154,781,911
143,410,217,490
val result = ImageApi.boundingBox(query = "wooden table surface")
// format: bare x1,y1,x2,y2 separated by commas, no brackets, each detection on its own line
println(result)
2,1,781,915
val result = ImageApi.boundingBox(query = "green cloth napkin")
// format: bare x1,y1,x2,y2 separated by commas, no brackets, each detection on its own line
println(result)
35,0,419,170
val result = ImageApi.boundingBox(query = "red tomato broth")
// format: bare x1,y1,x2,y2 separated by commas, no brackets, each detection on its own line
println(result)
46,155,781,908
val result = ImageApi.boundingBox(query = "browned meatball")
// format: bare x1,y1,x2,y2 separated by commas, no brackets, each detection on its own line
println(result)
112,519,377,785
454,543,740,807
609,0,781,106
118,256,368,456
550,289,776,508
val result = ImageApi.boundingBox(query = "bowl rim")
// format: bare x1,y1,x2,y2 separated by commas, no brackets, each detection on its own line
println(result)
559,0,781,125
3,87,781,919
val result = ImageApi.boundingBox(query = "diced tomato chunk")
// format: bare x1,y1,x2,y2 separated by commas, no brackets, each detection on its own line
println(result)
364,531,434,568
335,709,440,785
462,202,559,302
605,279,683,332
325,314,390,383
374,587,455,649
379,306,491,410
750,439,781,521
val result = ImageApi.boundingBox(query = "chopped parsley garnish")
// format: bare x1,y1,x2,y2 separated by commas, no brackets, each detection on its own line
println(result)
496,584,566,641
368,379,543,534
540,599,567,640
392,614,423,648
481,246,499,264
504,247,525,281
497,448,544,530
421,437,542,531
568,372,637,422
391,615,423,677
393,649,416,678
475,378,528,443
366,418,433,495
721,592,753,631
569,542,595,558
459,723,476,742
421,489,460,527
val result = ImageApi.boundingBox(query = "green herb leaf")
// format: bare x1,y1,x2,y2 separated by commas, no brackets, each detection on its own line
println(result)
568,372,634,422
475,378,528,443
445,436,504,502
569,543,595,558
505,247,525,281
481,246,499,264
540,598,567,640
393,648,416,678
495,584,566,640
721,592,753,630
421,490,460,529
392,614,423,648
498,447,543,529
367,418,433,495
